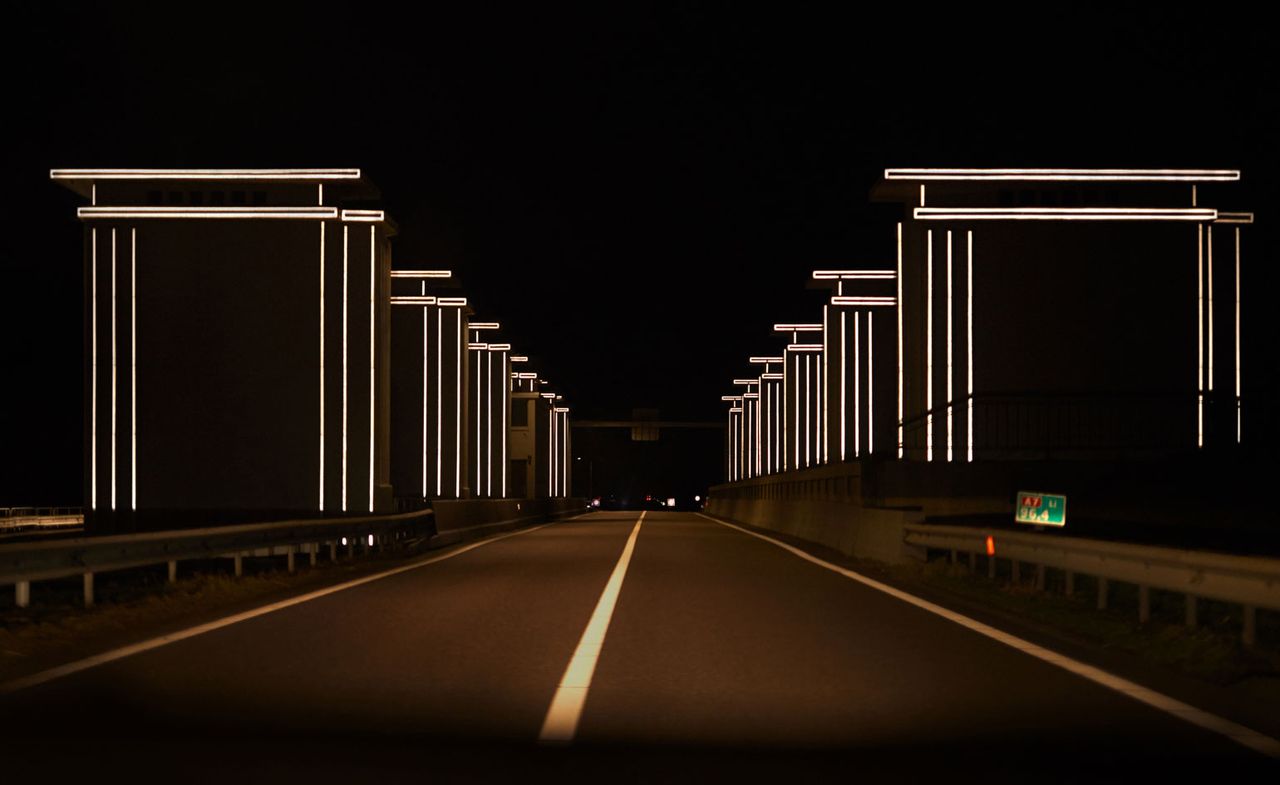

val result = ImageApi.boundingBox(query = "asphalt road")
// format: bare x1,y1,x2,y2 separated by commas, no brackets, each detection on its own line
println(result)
0,511,1273,782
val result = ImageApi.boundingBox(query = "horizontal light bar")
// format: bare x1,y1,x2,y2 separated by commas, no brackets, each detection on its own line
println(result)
555,407,570,413
469,322,500,330
541,393,557,399
390,296,437,305
1216,212,1254,224
761,373,784,380
914,207,1218,222
787,343,824,352
885,168,1240,182
743,392,760,399
555,395,563,400
729,407,743,413
749,356,784,364
733,379,757,385
721,395,744,401
341,209,384,222
390,270,452,278
468,342,489,350
437,297,468,307
77,206,338,220
831,296,897,306
516,372,538,379
51,168,362,181
489,342,512,351
773,323,823,332
812,270,896,280
511,356,529,362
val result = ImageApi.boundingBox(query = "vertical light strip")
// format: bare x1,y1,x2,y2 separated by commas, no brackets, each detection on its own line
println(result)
967,231,974,463
854,312,861,457
369,227,375,512
822,305,829,463
840,310,847,461
727,409,734,481
946,230,954,463
896,222,904,459
765,380,772,473
430,304,435,496
783,353,789,471
756,385,762,476
111,228,117,511
926,229,934,462
319,223,325,511
1197,225,1204,448
318,183,324,205
501,351,508,497
804,354,811,467
422,305,428,497
130,229,137,510
774,381,781,473
868,312,874,455
1235,227,1241,444
475,347,481,495
436,309,442,496
455,309,461,497
815,362,822,466
562,412,568,496
1207,226,1214,392
342,226,348,512
91,228,97,510
793,354,799,470
487,350,493,497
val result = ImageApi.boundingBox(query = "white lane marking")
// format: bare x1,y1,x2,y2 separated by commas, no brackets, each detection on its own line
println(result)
0,517,586,697
539,511,646,744
698,513,1280,759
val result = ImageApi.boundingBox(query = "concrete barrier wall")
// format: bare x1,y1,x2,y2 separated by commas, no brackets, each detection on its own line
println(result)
428,497,588,546
706,463,921,565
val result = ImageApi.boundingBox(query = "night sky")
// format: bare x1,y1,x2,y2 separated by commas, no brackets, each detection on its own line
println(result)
2,6,1276,504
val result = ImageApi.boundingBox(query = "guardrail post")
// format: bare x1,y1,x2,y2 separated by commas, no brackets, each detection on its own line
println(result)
1185,595,1197,628
1138,585,1150,624
15,581,30,608
1035,564,1045,592
1243,605,1257,647
234,553,243,577
1064,570,1075,597
287,546,296,573
168,560,177,583
310,543,318,567
83,572,94,607
1097,577,1109,610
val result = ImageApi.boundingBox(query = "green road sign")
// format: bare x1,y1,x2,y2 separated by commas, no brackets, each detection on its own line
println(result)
1015,491,1066,527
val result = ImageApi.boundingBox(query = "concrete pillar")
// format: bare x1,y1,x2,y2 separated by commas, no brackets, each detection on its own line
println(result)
1138,585,1150,624
83,572,94,607
15,581,30,608
168,560,177,583
1097,577,1108,610
329,541,337,562
1064,570,1074,597
1243,605,1257,647
287,546,296,573
1185,595,1197,628
234,554,243,577
310,543,318,567
1035,564,1046,592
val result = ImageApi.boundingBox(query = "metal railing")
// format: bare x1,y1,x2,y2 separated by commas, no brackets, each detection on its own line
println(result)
904,522,1280,645
1,509,433,609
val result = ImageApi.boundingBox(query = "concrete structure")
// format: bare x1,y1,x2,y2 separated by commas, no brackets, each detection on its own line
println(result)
466,326,510,499
51,169,395,533
508,372,571,499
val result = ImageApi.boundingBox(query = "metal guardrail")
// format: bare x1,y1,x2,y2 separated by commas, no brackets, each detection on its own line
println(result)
1,509,433,609
904,523,1280,645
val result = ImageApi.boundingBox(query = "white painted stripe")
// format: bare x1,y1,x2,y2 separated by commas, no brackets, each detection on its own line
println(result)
0,520,575,697
697,513,1280,759
539,512,646,743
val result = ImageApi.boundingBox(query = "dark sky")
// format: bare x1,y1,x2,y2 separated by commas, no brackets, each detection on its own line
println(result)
2,5,1276,503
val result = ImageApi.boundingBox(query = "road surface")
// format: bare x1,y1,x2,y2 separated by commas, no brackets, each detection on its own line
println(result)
0,511,1272,781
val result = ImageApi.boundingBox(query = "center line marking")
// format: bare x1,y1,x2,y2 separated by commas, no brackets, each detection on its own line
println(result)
698,512,1280,759
539,511,646,744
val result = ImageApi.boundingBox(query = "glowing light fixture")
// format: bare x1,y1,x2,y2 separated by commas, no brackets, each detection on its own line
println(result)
885,168,1240,182
914,207,1217,222
830,296,896,306
813,270,896,280
390,270,452,278
78,206,338,220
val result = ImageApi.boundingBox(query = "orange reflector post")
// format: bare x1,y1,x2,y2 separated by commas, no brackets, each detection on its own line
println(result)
985,536,996,556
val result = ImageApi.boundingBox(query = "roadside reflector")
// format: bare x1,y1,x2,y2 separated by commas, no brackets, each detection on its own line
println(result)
986,536,995,556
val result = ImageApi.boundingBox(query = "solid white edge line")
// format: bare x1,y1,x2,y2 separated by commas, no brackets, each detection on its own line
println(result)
539,511,646,744
695,512,1280,759
0,517,589,697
